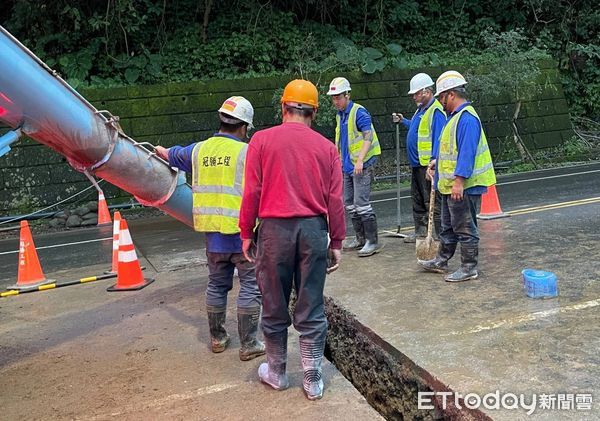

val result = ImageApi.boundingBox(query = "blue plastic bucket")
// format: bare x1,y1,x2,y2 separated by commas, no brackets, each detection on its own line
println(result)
522,269,558,298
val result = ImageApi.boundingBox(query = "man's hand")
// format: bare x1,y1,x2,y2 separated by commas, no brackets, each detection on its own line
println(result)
427,159,436,181
392,113,404,124
242,239,255,263
451,177,465,201
354,159,364,175
326,248,342,274
155,145,169,160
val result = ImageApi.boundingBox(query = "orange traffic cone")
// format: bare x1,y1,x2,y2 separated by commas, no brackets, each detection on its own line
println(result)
107,218,154,292
7,221,53,290
477,185,510,220
104,211,122,275
97,191,112,226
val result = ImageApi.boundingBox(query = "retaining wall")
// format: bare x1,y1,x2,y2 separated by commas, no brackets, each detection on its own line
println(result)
0,61,572,214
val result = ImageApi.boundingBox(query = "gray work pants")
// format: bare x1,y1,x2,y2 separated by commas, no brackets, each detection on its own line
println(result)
255,217,328,343
205,251,261,310
343,166,375,220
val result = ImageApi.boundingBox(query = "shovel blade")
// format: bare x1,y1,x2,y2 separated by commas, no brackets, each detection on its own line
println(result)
415,237,440,261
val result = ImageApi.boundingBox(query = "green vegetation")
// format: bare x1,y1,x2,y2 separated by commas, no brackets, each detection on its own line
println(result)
465,30,552,167
496,135,599,175
1,1,597,121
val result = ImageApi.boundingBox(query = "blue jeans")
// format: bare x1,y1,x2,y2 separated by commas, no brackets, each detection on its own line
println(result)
205,251,261,310
440,194,481,247
343,166,375,220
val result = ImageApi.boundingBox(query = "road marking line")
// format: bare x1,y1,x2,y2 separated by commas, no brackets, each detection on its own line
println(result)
371,169,600,204
372,195,410,203
442,298,600,336
508,197,600,216
378,197,600,233
84,382,240,420
498,168,600,186
0,237,112,255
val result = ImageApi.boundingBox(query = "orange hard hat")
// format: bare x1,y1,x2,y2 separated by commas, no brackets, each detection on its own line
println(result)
280,79,319,109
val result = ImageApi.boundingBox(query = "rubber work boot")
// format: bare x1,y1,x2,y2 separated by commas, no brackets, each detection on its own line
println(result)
403,232,417,243
343,216,365,250
258,332,289,391
207,306,230,353
358,216,383,257
238,307,266,361
405,222,427,243
417,242,457,273
415,222,428,238
299,339,326,400
445,245,479,282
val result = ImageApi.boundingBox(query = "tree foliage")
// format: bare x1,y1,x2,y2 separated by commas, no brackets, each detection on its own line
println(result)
1,0,598,118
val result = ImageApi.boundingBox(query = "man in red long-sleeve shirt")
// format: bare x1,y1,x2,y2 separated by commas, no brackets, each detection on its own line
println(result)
239,79,344,400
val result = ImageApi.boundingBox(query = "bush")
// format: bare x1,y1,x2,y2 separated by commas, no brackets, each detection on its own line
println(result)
1,0,597,119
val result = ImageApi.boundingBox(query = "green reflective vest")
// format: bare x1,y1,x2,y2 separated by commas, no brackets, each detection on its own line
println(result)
417,99,445,166
335,103,381,164
437,105,496,194
191,135,247,234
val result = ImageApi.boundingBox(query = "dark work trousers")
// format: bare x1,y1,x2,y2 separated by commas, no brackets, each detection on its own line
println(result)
411,166,441,236
205,251,261,310
439,194,481,249
255,217,328,343
343,166,375,221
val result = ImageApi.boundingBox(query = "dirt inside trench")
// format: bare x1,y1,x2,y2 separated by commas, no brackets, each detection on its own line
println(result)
323,296,491,421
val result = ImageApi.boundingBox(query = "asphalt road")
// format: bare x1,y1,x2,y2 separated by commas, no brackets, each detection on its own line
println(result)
1,162,599,286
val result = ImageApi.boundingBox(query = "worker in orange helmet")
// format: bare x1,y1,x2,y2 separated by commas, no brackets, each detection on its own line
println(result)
239,79,344,400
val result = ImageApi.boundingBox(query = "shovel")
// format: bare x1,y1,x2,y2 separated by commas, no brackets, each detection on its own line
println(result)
415,179,440,260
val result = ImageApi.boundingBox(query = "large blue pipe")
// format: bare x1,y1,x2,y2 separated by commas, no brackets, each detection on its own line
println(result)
0,26,193,227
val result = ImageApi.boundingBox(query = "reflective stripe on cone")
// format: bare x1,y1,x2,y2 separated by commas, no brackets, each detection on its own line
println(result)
107,218,154,292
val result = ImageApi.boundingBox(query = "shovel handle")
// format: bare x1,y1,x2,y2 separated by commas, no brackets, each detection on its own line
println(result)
426,176,436,239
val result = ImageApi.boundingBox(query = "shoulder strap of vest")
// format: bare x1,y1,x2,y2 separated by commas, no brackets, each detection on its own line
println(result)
460,104,480,120
422,100,443,131
350,102,362,118
449,104,472,126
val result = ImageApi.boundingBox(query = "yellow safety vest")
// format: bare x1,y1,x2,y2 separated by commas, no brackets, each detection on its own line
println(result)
191,135,247,234
437,105,496,195
335,103,381,164
417,99,445,166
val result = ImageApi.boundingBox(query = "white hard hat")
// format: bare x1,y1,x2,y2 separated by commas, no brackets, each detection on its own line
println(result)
435,71,467,97
218,96,254,129
326,77,351,95
407,73,434,95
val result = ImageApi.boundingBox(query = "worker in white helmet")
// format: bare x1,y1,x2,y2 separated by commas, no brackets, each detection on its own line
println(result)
392,73,446,243
418,71,497,282
155,96,266,360
327,77,383,257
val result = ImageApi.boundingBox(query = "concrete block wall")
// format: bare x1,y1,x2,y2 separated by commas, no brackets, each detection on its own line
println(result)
0,61,572,215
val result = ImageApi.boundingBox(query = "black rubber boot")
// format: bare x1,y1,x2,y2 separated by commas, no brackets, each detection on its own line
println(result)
417,242,457,273
207,306,230,353
238,307,265,361
343,216,365,250
406,217,428,243
258,332,289,390
445,245,479,282
358,216,383,257
299,339,326,400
